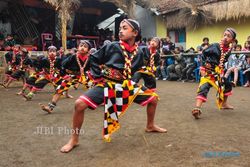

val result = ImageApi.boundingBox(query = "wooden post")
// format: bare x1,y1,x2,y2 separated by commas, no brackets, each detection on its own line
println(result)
61,0,67,50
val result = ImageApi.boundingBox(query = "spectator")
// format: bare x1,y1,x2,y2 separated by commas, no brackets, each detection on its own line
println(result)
156,56,174,80
242,37,250,51
4,34,16,48
155,59,165,80
243,58,250,87
166,47,185,81
201,37,209,50
185,47,195,53
179,45,185,53
247,35,250,41
224,44,246,86
57,47,67,60
174,47,186,81
162,36,175,55
181,48,197,82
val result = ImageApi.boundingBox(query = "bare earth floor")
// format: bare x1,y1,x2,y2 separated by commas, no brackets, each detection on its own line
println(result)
0,81,250,167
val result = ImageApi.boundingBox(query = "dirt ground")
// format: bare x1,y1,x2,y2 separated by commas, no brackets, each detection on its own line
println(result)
0,81,250,167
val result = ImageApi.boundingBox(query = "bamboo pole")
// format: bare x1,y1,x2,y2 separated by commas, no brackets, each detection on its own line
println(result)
61,0,67,50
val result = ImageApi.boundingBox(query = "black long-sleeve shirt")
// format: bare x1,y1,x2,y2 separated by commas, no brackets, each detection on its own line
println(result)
89,41,144,79
61,54,89,73
202,43,231,68
39,57,62,73
140,46,161,67
5,52,21,66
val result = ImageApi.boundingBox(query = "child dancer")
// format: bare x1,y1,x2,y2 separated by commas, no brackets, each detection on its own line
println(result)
60,19,167,153
132,37,161,91
192,28,236,119
22,46,62,100
1,44,21,88
40,40,92,113
2,48,32,88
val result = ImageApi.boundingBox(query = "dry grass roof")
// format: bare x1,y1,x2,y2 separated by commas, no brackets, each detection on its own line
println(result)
147,0,250,29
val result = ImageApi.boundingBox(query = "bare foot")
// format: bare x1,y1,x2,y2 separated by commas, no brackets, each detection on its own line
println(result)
65,94,74,98
243,83,249,87
60,139,79,153
0,83,6,88
39,103,52,114
16,91,24,95
222,104,234,110
145,125,167,133
231,81,236,87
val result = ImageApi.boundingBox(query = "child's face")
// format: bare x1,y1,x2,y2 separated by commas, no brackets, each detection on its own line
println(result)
203,39,209,44
7,36,13,40
48,50,57,57
247,41,250,48
174,48,180,54
235,46,241,51
166,37,171,42
222,31,234,45
13,46,20,52
59,47,64,53
48,49,56,59
150,40,159,49
119,21,137,42
78,43,89,54
5,46,11,50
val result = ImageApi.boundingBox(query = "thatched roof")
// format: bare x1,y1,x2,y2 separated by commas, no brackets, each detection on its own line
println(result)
147,0,250,29
148,0,225,14
204,0,250,21
100,0,136,17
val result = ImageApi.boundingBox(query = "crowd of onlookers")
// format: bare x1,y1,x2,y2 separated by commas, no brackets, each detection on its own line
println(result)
137,36,208,83
139,35,250,87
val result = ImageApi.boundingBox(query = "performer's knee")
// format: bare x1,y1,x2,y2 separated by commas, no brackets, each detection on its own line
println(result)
75,99,88,112
149,97,158,106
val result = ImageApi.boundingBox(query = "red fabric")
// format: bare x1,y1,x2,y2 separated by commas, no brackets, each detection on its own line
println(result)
79,95,98,109
222,45,229,53
149,46,156,54
48,55,55,61
78,53,88,62
122,90,129,98
122,105,128,111
120,41,136,53
13,50,19,55
108,89,115,98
